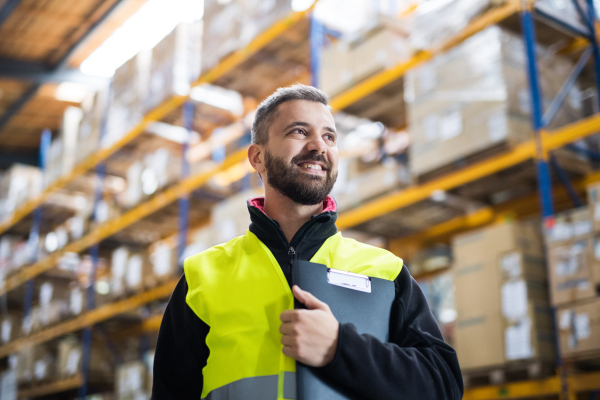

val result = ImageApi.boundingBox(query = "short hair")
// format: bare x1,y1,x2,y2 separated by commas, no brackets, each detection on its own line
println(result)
251,84,331,145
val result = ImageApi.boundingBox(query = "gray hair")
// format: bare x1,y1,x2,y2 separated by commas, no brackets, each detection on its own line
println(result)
251,84,331,145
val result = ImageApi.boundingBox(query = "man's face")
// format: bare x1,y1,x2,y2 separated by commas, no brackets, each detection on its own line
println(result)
262,100,338,205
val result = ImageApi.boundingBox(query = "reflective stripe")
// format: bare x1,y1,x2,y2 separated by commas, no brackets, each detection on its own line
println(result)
204,372,297,400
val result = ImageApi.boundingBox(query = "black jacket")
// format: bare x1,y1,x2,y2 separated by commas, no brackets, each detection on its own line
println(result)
152,199,464,399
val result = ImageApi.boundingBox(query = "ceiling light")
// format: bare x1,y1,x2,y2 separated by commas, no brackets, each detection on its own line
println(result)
80,0,203,77
55,82,88,103
189,84,244,116
292,0,316,11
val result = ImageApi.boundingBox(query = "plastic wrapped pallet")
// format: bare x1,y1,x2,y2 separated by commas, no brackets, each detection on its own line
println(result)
320,25,411,96
1,312,20,344
201,0,291,72
417,271,456,346
146,21,202,112
0,164,42,220
15,345,34,384
104,50,151,148
77,87,110,164
115,361,149,400
558,297,600,356
406,25,582,178
0,369,17,400
587,181,600,232
32,344,56,382
56,336,113,379
409,0,494,50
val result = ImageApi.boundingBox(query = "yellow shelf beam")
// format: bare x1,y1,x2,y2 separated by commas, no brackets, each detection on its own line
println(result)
329,0,521,111
0,148,247,297
390,169,600,252
337,113,600,230
0,279,177,358
0,7,314,238
18,375,83,399
463,372,600,400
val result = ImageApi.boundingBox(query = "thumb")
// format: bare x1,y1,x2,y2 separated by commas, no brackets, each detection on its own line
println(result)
293,285,328,311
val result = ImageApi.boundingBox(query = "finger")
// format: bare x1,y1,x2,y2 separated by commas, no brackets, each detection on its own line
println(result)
281,335,296,346
293,285,327,311
280,310,296,322
282,345,297,359
279,322,296,335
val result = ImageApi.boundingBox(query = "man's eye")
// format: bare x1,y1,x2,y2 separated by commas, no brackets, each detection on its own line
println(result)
325,134,335,141
292,129,305,135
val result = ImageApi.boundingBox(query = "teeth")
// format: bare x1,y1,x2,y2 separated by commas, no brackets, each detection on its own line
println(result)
300,163,322,170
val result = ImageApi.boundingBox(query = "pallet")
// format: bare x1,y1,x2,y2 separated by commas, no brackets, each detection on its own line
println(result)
463,359,556,388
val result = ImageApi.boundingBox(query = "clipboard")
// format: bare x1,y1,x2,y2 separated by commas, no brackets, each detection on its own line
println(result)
292,260,395,400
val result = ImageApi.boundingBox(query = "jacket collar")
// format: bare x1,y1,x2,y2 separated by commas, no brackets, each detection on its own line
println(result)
247,195,338,252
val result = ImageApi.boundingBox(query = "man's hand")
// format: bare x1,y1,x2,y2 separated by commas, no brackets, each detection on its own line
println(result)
279,285,339,367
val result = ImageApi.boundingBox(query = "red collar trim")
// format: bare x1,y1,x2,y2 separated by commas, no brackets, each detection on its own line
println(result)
248,195,337,215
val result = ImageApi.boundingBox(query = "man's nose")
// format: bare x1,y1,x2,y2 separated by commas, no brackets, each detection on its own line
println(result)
306,134,327,154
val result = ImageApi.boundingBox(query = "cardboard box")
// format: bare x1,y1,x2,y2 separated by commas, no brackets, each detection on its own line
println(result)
320,27,411,97
104,50,151,148
0,312,20,344
587,181,600,232
77,87,109,164
545,207,592,245
455,313,504,369
406,25,581,177
548,238,597,306
558,298,600,356
0,164,42,219
146,21,202,112
116,361,148,399
503,302,555,362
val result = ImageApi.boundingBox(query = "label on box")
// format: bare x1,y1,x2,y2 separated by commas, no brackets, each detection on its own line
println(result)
519,89,531,114
439,111,462,141
112,247,129,278
34,360,47,380
501,252,522,278
66,348,81,375
153,244,172,277
502,280,528,320
549,222,572,242
595,203,600,221
126,255,143,288
574,313,590,340
505,319,532,360
577,280,590,291
488,111,507,142
1,320,11,343
39,282,53,307
70,288,83,315
127,367,142,392
559,310,573,330
572,220,592,237
418,64,436,92
423,115,438,143
595,238,600,261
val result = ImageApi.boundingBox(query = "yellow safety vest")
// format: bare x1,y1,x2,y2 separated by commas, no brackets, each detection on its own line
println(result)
184,230,403,400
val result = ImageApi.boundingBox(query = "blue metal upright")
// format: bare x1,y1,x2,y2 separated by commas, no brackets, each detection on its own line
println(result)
523,2,600,398
178,102,193,267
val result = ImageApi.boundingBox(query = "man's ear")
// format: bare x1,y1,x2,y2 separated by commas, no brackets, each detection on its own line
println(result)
248,144,266,174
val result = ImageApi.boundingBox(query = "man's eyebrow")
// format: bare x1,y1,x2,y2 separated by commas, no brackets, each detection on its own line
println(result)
324,126,337,135
283,121,310,131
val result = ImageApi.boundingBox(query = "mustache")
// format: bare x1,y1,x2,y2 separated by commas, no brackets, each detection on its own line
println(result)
291,153,331,171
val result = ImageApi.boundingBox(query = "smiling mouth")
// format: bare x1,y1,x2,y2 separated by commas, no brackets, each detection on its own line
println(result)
297,162,326,172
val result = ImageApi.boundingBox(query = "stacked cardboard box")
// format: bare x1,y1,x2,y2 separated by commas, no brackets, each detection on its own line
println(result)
110,246,156,299
115,361,149,400
332,157,410,212
45,107,85,187
453,220,555,370
548,185,600,356
56,336,113,379
545,207,598,305
320,24,411,96
202,0,291,72
77,87,110,165
1,312,20,344
104,50,151,149
146,21,202,112
0,164,42,220
406,25,582,177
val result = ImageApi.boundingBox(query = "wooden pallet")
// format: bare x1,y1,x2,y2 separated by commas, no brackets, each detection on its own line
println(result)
463,359,556,389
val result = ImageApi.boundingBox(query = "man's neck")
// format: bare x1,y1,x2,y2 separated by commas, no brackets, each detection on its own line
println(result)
262,188,324,243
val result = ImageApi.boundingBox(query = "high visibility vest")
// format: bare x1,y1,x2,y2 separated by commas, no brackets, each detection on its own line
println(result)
184,231,403,400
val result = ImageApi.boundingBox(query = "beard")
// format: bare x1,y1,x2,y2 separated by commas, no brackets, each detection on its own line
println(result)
264,149,337,205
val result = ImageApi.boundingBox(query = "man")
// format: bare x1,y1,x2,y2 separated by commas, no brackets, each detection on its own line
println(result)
153,85,463,399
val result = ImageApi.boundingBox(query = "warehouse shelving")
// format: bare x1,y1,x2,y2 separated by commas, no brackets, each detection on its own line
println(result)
3,1,600,399
0,4,314,237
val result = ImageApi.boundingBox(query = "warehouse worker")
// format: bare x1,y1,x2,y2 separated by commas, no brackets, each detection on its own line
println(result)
152,84,463,400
